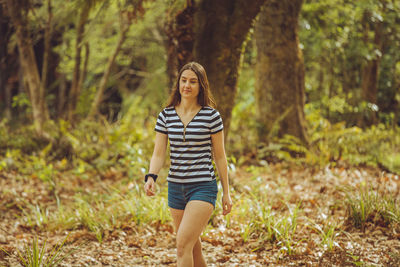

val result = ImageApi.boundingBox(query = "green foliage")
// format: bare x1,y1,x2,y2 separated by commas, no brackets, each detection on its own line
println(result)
52,0,168,119
229,64,258,156
0,123,41,155
300,0,400,122
252,104,400,173
12,93,31,110
307,105,400,171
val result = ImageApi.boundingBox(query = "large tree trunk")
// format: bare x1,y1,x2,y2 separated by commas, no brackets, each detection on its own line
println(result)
165,0,266,136
5,0,48,135
193,0,266,136
255,0,308,145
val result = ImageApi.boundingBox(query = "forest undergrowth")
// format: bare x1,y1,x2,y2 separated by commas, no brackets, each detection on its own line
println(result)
0,118,400,266
1,163,399,266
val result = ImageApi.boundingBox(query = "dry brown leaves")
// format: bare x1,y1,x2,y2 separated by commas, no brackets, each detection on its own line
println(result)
1,163,400,266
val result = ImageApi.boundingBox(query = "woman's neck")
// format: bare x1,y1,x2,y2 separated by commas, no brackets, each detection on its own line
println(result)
177,99,200,113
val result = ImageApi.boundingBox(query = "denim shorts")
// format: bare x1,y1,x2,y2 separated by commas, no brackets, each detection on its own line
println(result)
168,179,218,210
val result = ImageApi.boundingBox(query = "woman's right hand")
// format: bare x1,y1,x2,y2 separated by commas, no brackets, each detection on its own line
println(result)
144,178,156,196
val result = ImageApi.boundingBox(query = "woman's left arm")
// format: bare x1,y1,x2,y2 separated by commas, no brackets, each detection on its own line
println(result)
211,130,232,216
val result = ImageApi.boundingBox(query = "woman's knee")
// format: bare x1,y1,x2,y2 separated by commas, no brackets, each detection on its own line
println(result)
176,234,196,257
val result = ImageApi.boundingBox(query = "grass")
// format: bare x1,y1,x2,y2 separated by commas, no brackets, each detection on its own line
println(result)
345,185,400,231
307,219,341,251
9,234,78,267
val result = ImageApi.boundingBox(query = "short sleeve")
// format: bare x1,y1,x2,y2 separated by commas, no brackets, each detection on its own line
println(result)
155,110,168,134
210,110,224,134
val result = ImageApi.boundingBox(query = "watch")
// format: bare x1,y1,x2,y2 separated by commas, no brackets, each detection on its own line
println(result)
145,173,158,183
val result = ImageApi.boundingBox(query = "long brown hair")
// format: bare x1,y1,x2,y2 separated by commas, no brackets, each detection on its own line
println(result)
166,62,216,108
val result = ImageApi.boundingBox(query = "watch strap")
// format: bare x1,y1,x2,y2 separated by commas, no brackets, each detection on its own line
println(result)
145,173,158,183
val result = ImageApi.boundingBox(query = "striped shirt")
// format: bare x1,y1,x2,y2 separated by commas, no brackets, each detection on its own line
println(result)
154,106,224,183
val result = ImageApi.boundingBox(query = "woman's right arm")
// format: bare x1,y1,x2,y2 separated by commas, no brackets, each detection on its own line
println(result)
144,132,168,196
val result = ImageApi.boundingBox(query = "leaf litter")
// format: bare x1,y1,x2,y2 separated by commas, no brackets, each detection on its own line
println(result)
0,163,399,266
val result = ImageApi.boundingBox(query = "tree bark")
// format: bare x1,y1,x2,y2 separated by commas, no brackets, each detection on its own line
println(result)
359,10,384,126
39,0,53,121
255,0,308,145
0,4,11,118
67,5,90,122
57,73,67,118
192,0,266,136
4,83,12,120
5,0,48,135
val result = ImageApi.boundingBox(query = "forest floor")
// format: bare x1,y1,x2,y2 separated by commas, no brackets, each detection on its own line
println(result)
1,163,400,266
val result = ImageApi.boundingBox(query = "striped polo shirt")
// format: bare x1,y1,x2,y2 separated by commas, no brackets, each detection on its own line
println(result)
154,106,224,183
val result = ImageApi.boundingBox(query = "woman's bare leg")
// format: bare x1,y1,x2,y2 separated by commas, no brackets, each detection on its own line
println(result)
170,208,207,267
192,237,206,267
172,200,213,267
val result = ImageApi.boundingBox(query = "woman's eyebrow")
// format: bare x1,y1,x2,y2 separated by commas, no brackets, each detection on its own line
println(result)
181,75,198,80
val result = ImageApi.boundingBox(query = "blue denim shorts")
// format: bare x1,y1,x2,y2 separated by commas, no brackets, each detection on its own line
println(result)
168,179,218,210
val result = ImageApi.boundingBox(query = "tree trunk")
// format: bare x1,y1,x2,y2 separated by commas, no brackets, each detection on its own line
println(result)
57,73,67,118
255,0,308,145
78,42,89,98
359,10,384,126
4,83,12,120
5,0,47,135
0,4,11,118
89,25,130,117
192,0,266,136
39,0,53,121
67,5,90,122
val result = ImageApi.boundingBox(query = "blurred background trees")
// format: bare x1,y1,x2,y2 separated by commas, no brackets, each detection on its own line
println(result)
0,0,399,170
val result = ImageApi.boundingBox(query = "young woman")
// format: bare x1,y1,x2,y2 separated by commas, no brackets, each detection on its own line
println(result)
144,62,232,267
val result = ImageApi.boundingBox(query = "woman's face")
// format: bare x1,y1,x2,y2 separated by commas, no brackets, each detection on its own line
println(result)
179,69,200,101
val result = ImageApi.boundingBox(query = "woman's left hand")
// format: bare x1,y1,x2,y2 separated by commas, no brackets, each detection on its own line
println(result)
222,193,232,216
144,178,156,196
